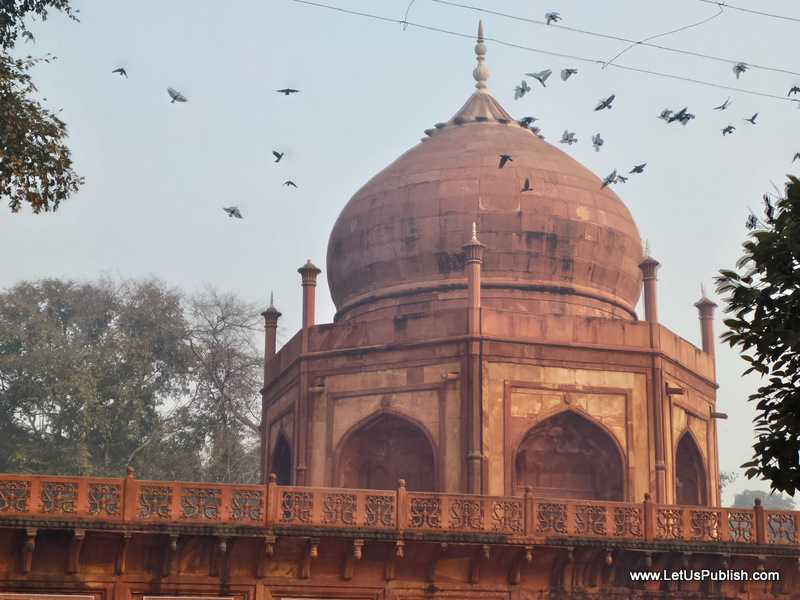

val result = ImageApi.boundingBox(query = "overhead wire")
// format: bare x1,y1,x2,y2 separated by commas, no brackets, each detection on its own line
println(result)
291,0,800,105
696,0,800,24
431,0,800,78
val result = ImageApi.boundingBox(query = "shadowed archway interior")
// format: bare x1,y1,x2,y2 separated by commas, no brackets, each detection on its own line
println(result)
675,433,707,505
515,411,624,501
271,434,292,486
338,413,436,492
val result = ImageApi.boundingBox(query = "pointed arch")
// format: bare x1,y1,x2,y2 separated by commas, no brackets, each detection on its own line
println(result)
675,431,707,505
334,411,437,492
514,410,625,501
271,433,292,486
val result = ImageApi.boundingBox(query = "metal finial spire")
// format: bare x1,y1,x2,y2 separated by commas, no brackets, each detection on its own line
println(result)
700,282,706,298
472,222,477,240
473,21,490,92
269,291,274,307
644,239,651,257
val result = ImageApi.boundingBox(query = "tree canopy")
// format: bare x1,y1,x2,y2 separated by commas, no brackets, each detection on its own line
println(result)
732,489,796,510
716,176,800,495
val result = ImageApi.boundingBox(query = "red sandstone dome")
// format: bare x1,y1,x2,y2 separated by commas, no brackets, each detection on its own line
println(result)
327,36,642,323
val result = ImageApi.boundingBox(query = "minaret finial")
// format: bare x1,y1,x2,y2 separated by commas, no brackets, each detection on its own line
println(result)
472,222,477,240
700,282,706,298
644,239,651,258
472,21,489,92
269,291,274,307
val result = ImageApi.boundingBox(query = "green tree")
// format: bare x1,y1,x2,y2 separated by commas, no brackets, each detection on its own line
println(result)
1,1,82,213
732,489,796,510
716,176,800,495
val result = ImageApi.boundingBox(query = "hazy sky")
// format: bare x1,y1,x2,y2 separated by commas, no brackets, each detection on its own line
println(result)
2,0,799,502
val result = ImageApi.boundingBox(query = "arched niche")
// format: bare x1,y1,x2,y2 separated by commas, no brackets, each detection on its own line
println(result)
675,432,707,506
336,412,436,492
515,411,625,501
271,434,292,486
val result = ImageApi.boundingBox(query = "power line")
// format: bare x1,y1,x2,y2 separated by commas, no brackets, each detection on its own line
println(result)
290,0,800,105
696,0,800,23
431,0,800,78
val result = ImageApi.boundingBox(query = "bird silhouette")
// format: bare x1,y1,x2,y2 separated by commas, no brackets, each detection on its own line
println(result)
591,133,604,152
559,130,577,145
595,95,615,111
284,181,297,187
743,113,758,124
561,68,577,81
514,80,531,100
272,151,284,163
601,169,617,189
789,86,800,96
518,116,538,126
669,107,695,125
521,178,532,192
21,30,34,43
793,152,800,163
526,69,552,87
112,68,127,78
657,109,673,122
722,125,735,136
733,63,748,79
277,88,299,95
499,154,513,168
615,174,628,184
167,87,187,103
223,206,243,219
629,164,646,174
714,97,731,110
545,12,561,25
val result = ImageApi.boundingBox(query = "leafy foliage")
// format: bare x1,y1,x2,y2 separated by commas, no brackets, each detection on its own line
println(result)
732,489,796,510
716,176,800,495
0,0,78,50
1,53,83,212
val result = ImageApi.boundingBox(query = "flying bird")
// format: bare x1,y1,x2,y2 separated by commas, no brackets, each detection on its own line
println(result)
591,133,604,152
499,154,513,168
657,109,673,122
518,116,538,126
722,125,735,136
277,88,299,95
595,94,615,111
743,113,758,124
733,63,748,79
561,68,577,81
714,97,731,110
789,86,800,96
545,12,561,25
167,87,187,103
223,206,243,219
615,174,628,184
526,69,552,87
21,30,34,43
559,130,577,145
793,152,800,163
272,150,284,163
521,178,532,192
284,181,297,187
514,80,531,100
112,67,128,78
669,107,695,125
601,169,617,189
629,164,646,174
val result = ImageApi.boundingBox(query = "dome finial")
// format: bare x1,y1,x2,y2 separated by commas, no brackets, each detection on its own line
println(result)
643,239,651,258
471,222,477,240
473,21,489,92
269,291,274,307
700,282,707,298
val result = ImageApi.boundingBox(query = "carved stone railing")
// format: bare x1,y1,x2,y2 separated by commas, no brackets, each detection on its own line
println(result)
0,472,796,546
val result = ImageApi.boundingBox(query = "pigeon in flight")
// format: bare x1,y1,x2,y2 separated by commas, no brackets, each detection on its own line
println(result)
514,80,531,99
722,125,735,136
518,116,538,126
559,130,577,145
112,68,128,78
526,69,552,87
561,68,578,81
223,206,243,219
714,97,731,110
272,151,284,163
521,178,532,192
499,154,513,168
629,164,646,174
789,86,800,96
763,194,775,221
283,181,297,187
595,94,615,111
21,30,34,43
733,63,748,79
615,174,628,184
545,12,561,25
277,88,299,95
743,113,758,124
793,152,800,163
591,133,604,152
167,87,187,103
669,107,694,125
601,169,617,189
657,109,673,122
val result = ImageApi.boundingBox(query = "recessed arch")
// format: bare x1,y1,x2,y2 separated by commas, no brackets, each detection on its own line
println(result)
271,433,292,486
335,411,437,492
675,431,707,506
514,410,625,501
